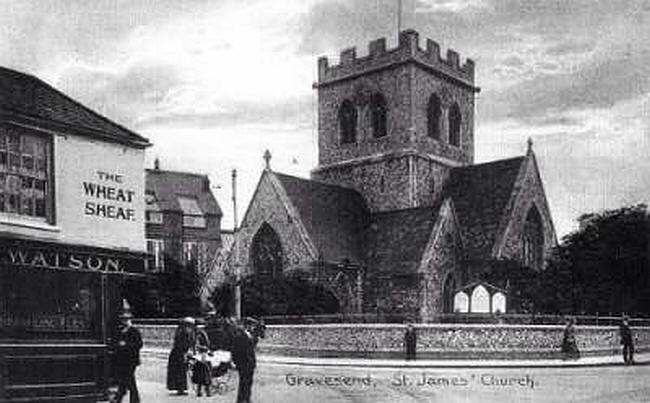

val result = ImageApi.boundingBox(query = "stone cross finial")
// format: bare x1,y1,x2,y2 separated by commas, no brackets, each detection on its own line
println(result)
527,137,533,154
263,149,272,170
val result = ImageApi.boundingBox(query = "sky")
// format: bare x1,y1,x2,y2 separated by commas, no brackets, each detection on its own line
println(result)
1,0,648,238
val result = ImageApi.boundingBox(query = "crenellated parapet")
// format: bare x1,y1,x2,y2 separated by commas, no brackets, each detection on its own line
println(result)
316,29,477,91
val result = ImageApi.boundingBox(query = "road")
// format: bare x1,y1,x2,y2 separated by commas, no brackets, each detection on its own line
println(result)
131,354,650,403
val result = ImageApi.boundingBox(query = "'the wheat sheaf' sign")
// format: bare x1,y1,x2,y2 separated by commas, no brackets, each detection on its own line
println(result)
83,170,136,221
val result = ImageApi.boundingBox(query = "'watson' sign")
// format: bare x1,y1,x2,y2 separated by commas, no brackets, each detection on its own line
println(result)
0,243,144,274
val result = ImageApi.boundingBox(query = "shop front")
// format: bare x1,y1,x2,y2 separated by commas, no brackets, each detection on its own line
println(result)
0,236,146,402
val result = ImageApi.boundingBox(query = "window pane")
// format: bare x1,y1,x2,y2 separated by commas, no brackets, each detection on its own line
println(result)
0,129,51,222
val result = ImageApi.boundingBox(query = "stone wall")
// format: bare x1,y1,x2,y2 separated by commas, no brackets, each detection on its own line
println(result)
138,323,650,360
258,324,650,359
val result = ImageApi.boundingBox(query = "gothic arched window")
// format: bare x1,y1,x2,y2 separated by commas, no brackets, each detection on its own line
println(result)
427,94,441,139
251,223,284,278
443,274,457,313
492,292,506,313
522,207,544,270
370,93,387,138
338,100,357,144
471,285,490,313
448,103,461,147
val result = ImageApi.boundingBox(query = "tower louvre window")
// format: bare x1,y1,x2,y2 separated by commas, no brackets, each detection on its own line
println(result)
338,100,357,144
370,93,387,138
448,103,461,147
427,94,441,139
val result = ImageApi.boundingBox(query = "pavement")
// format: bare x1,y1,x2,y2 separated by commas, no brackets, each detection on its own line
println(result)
132,349,650,403
142,347,650,368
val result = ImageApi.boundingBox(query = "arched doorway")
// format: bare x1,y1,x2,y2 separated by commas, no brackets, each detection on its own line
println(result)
443,274,457,313
250,223,283,278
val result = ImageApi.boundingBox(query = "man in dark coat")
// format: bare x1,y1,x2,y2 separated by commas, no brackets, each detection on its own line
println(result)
230,321,257,403
620,316,634,365
404,324,417,361
114,312,143,403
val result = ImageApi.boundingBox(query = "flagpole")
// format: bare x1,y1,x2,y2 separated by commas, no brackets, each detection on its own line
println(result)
397,0,402,35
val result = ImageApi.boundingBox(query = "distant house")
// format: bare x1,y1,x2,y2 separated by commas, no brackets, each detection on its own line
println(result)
145,160,222,307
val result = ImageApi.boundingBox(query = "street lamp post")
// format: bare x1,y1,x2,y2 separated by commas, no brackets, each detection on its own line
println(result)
232,168,241,320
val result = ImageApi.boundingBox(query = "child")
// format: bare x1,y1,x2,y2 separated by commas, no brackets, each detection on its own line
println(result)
191,345,212,397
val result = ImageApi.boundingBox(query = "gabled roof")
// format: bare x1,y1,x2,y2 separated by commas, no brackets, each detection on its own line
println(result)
0,66,150,148
145,169,222,217
364,205,441,275
273,172,369,264
445,156,526,260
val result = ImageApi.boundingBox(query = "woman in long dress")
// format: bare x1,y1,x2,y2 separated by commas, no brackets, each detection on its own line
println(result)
561,316,580,360
166,317,196,394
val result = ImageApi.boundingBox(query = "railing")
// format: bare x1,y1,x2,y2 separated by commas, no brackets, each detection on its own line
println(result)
133,314,650,327
259,313,650,326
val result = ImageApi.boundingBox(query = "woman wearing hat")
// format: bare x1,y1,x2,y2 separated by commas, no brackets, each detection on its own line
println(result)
166,317,196,395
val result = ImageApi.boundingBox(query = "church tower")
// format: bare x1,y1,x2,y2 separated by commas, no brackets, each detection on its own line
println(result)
311,30,480,212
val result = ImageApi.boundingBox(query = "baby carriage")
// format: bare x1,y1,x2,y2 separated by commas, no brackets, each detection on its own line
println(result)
187,348,234,396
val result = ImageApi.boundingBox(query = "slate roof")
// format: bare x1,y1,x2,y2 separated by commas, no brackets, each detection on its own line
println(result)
445,156,526,260
0,66,150,148
145,169,222,217
267,155,525,270
274,172,369,264
364,205,441,275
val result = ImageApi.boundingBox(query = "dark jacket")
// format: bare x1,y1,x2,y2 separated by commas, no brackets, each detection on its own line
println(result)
167,324,196,391
231,327,256,371
114,326,143,368
620,323,633,345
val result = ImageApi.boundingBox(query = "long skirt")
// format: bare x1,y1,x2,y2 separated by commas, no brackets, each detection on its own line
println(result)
167,348,188,391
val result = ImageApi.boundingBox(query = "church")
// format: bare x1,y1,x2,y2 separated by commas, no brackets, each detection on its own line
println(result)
231,30,556,321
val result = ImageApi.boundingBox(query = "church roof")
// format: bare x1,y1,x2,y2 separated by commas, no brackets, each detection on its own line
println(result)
445,156,526,260
274,172,369,264
0,66,150,148
145,169,222,217
365,206,441,275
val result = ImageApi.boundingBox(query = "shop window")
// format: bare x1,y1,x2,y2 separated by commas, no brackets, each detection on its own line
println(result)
178,196,206,228
370,93,387,138
146,239,165,272
339,100,357,144
0,127,53,223
0,267,101,340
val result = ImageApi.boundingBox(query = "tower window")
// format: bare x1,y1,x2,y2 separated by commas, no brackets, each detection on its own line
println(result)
338,100,357,144
370,93,387,138
448,103,461,147
427,94,441,139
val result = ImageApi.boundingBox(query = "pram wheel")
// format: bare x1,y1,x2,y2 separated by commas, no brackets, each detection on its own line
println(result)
210,370,233,395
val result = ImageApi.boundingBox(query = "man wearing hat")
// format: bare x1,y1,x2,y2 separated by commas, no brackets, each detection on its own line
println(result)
620,315,634,365
114,310,143,403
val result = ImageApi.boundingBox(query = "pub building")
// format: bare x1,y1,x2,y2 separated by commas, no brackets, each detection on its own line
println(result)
0,66,151,402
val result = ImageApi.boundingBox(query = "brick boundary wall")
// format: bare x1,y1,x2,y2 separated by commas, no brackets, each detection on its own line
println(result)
136,323,650,360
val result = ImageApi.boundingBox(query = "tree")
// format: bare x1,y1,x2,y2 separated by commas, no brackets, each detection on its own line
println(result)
160,256,202,316
538,204,649,315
